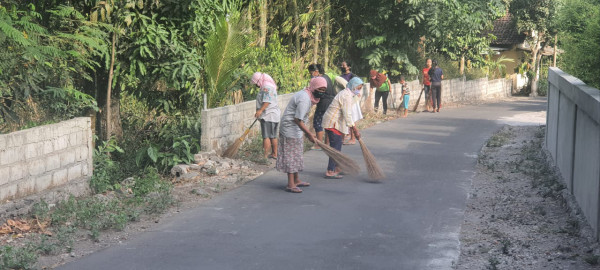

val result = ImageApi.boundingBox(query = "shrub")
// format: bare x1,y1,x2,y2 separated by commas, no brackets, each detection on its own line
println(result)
241,31,305,100
90,137,125,194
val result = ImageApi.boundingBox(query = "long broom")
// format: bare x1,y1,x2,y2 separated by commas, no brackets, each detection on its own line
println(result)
357,138,386,181
314,140,361,176
412,87,424,112
222,119,258,158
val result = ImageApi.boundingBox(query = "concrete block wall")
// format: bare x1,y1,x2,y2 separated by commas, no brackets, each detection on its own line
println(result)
201,94,295,152
0,117,93,205
546,67,600,240
202,77,511,152
368,77,510,113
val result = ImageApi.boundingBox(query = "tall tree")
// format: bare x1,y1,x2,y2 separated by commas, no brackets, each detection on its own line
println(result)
291,0,301,59
348,0,426,75
323,0,331,70
427,0,505,75
258,0,267,48
312,0,322,64
510,0,558,96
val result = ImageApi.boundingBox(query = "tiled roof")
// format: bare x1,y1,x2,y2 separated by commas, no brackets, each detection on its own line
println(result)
489,14,526,46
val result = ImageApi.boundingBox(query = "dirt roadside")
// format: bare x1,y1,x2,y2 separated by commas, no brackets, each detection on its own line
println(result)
455,125,600,269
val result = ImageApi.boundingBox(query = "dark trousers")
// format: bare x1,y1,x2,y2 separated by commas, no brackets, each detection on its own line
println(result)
325,129,343,172
374,91,389,114
431,82,442,109
424,85,432,107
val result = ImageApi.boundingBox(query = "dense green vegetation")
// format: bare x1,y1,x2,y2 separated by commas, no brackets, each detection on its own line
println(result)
0,0,597,188
556,0,600,89
0,1,598,266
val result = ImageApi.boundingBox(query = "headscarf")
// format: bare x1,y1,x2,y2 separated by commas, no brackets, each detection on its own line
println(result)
251,72,277,91
369,69,387,88
346,77,364,93
305,77,327,105
334,76,348,92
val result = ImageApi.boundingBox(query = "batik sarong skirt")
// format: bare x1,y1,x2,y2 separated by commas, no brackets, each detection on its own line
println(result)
276,136,304,173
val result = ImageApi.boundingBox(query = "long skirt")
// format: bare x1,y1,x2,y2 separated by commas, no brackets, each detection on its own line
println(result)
276,136,304,173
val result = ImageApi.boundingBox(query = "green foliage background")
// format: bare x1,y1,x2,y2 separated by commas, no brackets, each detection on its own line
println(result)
0,0,597,195
0,1,598,265
556,0,600,89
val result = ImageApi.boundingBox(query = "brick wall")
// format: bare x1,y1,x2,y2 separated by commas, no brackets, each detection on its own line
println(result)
0,117,93,209
201,77,512,152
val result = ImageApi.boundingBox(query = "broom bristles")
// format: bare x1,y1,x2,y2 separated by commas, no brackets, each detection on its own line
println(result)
358,138,386,181
222,138,243,158
315,140,361,175
222,119,258,159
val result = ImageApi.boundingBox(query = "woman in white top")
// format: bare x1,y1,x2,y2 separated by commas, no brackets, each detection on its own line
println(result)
251,72,281,160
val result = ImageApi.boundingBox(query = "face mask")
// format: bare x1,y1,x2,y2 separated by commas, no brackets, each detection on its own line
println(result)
353,89,360,95
313,91,325,98
340,67,347,73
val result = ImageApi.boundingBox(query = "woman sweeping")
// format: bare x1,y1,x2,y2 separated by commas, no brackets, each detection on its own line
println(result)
277,77,328,193
322,77,362,179
250,72,280,159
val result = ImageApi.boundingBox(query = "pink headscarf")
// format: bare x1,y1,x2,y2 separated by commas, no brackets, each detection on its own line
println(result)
251,72,277,91
305,77,327,105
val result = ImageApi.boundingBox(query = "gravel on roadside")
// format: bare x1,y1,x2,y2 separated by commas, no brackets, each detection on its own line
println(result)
455,125,600,269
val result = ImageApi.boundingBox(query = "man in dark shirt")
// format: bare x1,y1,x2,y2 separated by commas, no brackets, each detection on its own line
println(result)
428,60,444,112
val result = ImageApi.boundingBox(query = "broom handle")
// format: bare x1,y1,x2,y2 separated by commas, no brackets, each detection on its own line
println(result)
239,118,259,142
412,87,424,112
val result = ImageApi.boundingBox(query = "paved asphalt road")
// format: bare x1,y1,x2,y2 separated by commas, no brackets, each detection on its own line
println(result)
58,98,547,270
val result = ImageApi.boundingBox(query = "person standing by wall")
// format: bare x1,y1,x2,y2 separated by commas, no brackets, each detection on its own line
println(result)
428,60,444,112
251,72,281,159
422,58,433,112
322,77,362,178
369,70,392,115
310,64,335,150
399,76,410,118
277,77,327,193
339,61,356,82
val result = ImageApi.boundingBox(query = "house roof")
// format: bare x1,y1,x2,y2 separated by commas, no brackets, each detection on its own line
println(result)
489,13,526,46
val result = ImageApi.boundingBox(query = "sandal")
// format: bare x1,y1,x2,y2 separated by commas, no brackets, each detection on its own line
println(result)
268,154,278,160
285,186,302,193
324,174,343,179
310,146,322,151
296,181,310,187
343,141,356,145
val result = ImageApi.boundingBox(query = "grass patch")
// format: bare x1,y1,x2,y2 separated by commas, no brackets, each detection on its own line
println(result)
0,245,38,270
500,238,512,255
236,136,269,165
486,129,513,147
3,166,177,266
486,256,500,270
584,255,600,265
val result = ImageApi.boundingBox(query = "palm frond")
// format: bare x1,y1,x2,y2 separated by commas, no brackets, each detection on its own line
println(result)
204,13,249,107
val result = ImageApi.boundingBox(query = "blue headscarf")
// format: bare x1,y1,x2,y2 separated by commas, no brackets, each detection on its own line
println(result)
346,77,364,93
